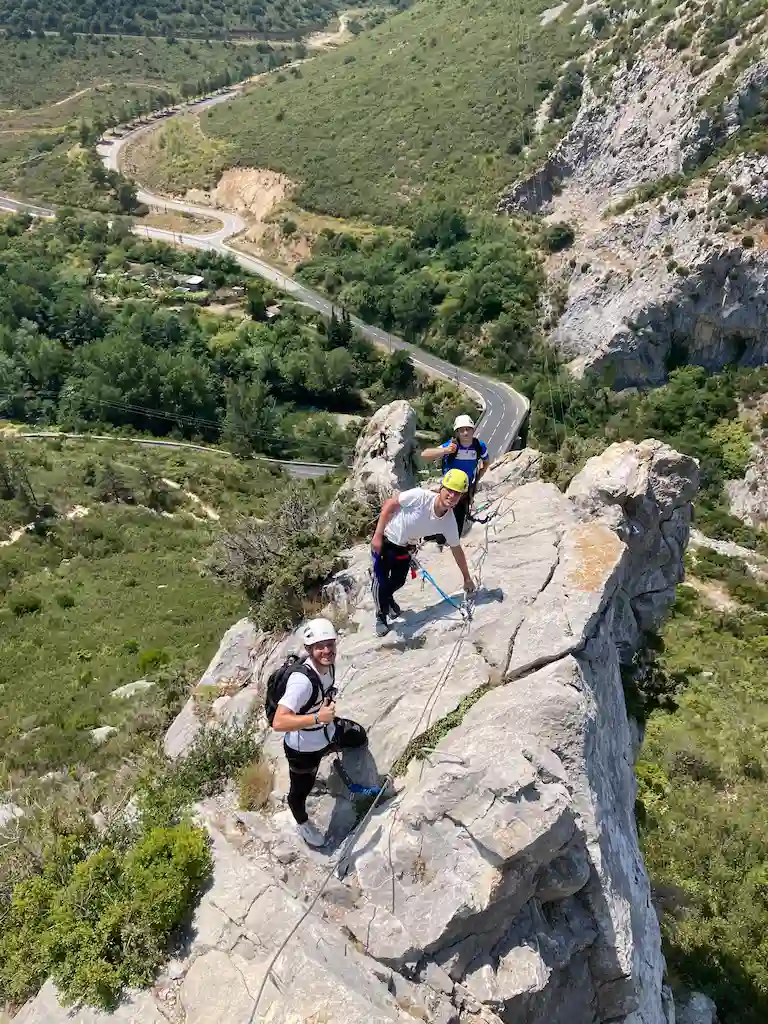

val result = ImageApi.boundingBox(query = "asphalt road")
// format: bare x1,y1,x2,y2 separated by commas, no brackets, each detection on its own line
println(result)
13,432,340,479
1,93,530,465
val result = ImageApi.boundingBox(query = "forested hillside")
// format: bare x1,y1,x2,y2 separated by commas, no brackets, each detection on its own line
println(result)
296,207,543,372
638,554,768,1024
0,0,365,39
0,34,285,210
203,0,588,219
0,211,464,461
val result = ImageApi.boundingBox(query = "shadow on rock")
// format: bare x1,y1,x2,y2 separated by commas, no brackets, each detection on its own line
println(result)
392,585,505,637
322,742,388,852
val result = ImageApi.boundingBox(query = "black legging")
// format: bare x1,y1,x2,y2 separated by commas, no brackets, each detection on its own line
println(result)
371,537,413,619
284,717,367,824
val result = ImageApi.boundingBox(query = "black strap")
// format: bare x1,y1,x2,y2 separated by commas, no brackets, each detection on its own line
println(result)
295,662,335,722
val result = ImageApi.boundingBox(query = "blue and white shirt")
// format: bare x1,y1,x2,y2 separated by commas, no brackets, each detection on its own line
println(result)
440,438,488,484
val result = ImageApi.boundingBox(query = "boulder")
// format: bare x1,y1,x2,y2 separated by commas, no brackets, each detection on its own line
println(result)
163,618,272,759
334,399,418,508
0,802,23,830
676,992,718,1024
90,725,118,745
726,443,768,531
111,679,155,699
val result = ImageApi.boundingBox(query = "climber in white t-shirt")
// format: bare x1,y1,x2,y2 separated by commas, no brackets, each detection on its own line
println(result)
370,469,476,637
270,618,367,848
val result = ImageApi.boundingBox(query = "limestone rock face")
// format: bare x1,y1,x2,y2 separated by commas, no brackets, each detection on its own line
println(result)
163,618,276,759
567,439,699,654
499,40,768,388
335,399,418,508
23,440,700,1024
726,443,768,532
481,448,543,491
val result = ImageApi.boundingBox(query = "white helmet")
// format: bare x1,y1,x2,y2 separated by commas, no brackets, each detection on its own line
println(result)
453,414,475,431
302,617,337,646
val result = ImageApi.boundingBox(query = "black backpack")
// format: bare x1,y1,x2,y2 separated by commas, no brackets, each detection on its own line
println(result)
265,655,323,727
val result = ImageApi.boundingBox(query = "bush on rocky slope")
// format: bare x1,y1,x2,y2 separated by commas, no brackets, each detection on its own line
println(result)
639,571,768,1023
531,364,768,554
296,207,543,374
0,823,211,1010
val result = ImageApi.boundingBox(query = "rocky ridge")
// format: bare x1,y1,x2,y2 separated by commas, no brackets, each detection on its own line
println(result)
726,442,768,532
15,413,702,1024
500,29,768,387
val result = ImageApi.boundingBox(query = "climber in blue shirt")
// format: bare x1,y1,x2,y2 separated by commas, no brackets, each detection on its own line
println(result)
421,414,489,538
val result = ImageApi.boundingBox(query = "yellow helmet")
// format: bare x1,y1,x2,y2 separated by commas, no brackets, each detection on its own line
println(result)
441,468,469,494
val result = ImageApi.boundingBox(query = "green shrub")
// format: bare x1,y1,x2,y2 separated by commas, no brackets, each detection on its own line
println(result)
54,592,76,609
9,593,42,616
708,418,753,478
742,234,755,248
138,648,171,673
138,716,263,829
0,823,211,1009
209,484,345,630
238,758,274,810
541,221,576,252
640,589,768,1023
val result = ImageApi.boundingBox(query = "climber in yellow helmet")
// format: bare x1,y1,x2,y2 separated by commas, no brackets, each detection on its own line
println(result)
370,469,476,636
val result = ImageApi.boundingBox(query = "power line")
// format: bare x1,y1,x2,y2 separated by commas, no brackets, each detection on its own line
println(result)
0,388,356,462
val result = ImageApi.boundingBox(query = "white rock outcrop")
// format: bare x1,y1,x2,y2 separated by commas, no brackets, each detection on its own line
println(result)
726,443,768,532
499,39,768,388
334,399,418,507
111,679,155,700
163,618,277,759
19,428,700,1024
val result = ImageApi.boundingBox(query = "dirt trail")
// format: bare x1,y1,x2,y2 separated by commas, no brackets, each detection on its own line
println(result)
306,13,351,49
53,85,100,107
161,478,220,521
0,505,89,548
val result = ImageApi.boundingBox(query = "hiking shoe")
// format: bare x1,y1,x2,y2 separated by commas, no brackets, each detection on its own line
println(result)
375,616,390,637
297,820,325,848
389,600,402,618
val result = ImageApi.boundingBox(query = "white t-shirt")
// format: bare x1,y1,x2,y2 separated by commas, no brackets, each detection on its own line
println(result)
279,659,336,752
384,488,460,548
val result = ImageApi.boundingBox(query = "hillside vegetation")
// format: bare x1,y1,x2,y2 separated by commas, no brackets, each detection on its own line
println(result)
638,557,768,1024
0,0,361,39
0,34,282,210
204,0,588,220
0,35,268,112
0,211,465,462
296,205,543,373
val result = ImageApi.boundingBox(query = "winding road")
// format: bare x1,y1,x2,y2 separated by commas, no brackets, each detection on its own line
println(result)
0,88,530,470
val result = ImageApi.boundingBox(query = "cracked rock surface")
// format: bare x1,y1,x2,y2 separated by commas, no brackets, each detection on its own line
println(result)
499,40,768,388
17,434,699,1024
